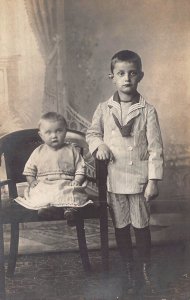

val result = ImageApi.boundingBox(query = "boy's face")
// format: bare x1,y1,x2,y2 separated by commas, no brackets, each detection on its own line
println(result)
111,61,144,96
39,120,67,149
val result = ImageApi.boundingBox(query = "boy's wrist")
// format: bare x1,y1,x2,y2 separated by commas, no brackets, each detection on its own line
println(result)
148,179,158,186
98,143,108,150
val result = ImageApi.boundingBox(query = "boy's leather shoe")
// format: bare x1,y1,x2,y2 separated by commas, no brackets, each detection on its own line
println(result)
141,262,157,294
123,262,136,295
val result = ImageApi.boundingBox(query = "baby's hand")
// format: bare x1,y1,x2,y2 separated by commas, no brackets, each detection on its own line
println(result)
30,180,39,189
144,180,159,202
96,144,114,161
71,180,81,186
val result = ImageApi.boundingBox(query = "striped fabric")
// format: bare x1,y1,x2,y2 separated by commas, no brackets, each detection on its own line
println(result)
86,94,164,194
107,192,150,229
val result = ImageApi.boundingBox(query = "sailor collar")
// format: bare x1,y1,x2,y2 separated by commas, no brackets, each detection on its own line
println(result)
107,92,145,137
107,92,145,114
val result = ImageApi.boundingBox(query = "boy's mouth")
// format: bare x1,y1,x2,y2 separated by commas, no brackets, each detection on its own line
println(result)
123,84,131,87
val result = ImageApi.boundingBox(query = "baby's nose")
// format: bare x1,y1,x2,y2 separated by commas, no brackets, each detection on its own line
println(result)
51,132,57,137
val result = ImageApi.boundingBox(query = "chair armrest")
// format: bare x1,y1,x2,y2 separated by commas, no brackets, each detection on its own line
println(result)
86,175,96,183
0,179,11,187
95,159,108,205
95,159,108,186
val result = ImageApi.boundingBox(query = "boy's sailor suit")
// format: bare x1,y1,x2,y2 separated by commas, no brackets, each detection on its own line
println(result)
86,93,164,194
86,92,164,228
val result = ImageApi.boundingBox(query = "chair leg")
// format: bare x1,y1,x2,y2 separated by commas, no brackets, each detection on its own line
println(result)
100,206,109,272
76,217,91,272
0,222,6,300
7,222,19,278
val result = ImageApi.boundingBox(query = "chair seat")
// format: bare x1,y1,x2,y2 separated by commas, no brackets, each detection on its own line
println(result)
0,199,102,224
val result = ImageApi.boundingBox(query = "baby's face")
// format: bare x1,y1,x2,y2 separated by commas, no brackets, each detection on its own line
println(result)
39,120,67,149
112,61,143,97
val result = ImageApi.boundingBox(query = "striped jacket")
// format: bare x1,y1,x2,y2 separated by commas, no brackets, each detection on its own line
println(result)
86,95,164,194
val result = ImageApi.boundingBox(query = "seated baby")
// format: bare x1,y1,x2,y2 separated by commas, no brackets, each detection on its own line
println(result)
15,112,92,226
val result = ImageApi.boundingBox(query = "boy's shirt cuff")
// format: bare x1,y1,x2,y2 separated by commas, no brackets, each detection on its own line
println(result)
89,140,105,156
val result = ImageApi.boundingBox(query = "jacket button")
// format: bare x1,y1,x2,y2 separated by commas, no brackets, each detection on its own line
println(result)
128,161,133,165
128,146,133,151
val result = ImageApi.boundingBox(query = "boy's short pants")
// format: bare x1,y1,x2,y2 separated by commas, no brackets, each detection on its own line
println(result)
107,192,150,229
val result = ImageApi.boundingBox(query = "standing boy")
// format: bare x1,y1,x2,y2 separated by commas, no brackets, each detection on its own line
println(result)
86,50,164,293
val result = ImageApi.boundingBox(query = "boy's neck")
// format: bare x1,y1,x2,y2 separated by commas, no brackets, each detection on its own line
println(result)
118,91,139,103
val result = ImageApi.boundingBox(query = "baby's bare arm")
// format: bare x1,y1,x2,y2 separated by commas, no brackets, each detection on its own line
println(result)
26,176,39,188
72,174,85,186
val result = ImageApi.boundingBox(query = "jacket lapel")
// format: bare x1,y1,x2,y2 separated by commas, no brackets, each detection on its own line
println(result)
107,93,145,137
107,92,122,124
125,96,145,124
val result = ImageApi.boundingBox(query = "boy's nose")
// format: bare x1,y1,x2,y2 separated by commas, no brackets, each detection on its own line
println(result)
124,73,130,81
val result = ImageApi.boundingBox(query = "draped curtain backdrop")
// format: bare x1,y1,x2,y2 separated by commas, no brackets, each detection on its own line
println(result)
24,0,95,185
24,0,66,115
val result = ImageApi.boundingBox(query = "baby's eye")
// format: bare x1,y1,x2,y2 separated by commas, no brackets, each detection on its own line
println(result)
56,129,63,133
45,130,51,135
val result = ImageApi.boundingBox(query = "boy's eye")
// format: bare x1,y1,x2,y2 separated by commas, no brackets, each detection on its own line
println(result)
117,71,125,77
130,71,138,77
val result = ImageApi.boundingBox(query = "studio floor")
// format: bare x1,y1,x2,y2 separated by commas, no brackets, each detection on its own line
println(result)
3,220,190,300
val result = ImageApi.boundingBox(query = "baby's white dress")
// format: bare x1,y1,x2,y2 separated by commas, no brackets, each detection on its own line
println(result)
15,143,92,210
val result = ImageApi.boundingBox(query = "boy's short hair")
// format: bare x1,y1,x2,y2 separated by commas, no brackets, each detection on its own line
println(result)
38,112,67,129
111,50,142,73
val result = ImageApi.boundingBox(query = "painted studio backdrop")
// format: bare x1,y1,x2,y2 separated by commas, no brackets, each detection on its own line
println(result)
0,0,190,243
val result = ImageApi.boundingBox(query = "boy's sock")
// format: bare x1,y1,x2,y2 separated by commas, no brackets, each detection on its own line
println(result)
115,225,136,294
133,226,156,293
133,226,151,263
115,224,133,262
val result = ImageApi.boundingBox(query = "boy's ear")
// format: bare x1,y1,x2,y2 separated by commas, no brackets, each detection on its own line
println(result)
138,71,144,82
108,73,114,79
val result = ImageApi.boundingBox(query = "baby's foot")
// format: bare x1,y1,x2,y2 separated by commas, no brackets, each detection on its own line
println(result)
38,207,64,220
64,208,77,227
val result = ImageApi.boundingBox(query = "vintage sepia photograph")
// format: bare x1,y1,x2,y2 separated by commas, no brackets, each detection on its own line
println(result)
0,0,190,299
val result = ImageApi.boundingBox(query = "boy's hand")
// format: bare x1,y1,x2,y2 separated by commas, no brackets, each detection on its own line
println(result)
96,144,114,161
30,180,39,189
144,180,159,202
